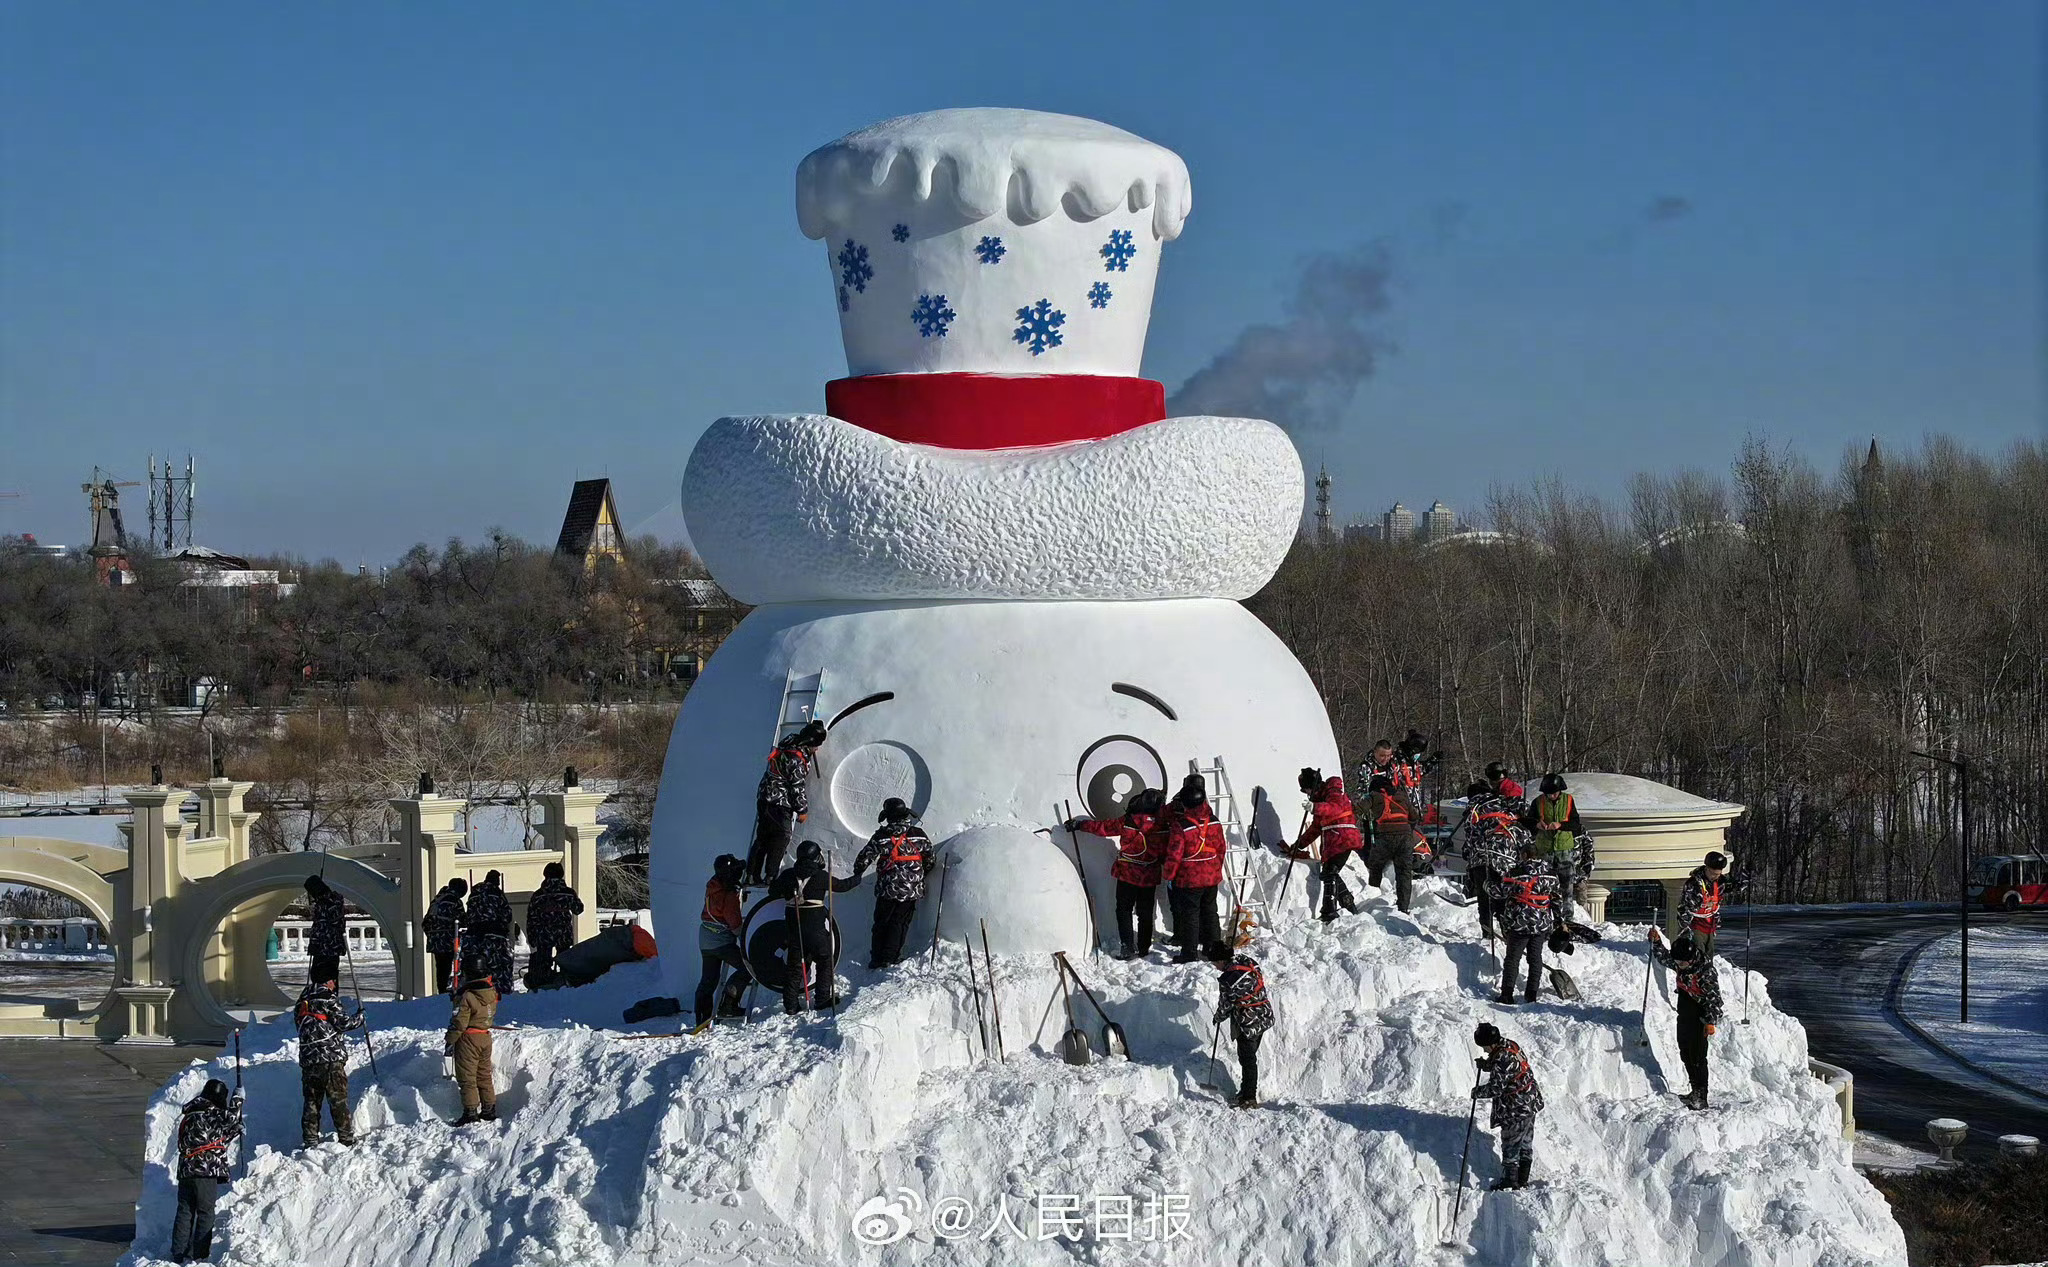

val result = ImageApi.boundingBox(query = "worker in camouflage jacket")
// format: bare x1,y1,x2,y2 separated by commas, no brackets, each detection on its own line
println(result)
748,719,825,884
423,878,468,994
524,862,585,982
1489,838,1563,1004
850,798,935,970
1651,926,1724,1109
461,870,516,993
1209,942,1275,1109
1472,1023,1545,1190
294,981,363,1148
169,1077,243,1263
303,874,347,987
1680,851,1731,960
1457,782,1526,941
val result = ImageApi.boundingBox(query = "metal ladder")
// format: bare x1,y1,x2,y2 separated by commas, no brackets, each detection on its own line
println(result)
1190,756,1267,940
772,669,826,744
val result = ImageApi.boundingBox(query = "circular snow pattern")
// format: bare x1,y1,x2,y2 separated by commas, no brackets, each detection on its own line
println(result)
829,740,930,836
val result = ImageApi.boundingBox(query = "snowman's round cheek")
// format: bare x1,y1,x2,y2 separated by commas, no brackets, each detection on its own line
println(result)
828,740,931,834
1076,735,1167,821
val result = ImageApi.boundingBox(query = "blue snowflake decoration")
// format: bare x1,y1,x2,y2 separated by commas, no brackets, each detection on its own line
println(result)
911,293,956,338
1088,281,1112,309
837,239,872,294
837,285,850,313
1013,299,1066,356
891,223,909,243
1100,228,1137,272
975,235,1006,265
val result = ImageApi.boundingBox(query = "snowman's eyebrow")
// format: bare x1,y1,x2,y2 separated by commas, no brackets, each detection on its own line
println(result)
828,692,896,728
1112,683,1177,721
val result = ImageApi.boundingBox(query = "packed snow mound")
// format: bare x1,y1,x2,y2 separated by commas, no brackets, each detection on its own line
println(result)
123,879,1905,1267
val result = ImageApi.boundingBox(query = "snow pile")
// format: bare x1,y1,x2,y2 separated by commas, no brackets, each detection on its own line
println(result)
123,877,1906,1266
1900,926,2048,1098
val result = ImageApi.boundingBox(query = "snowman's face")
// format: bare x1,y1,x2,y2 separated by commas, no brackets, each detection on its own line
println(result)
647,595,1337,964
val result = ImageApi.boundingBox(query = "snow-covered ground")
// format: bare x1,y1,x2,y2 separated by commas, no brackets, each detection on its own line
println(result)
121,877,1905,1267
1899,925,2048,1099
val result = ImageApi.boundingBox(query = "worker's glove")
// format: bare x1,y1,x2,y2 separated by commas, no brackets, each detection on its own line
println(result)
797,813,808,823
1063,818,1086,833
1212,1008,1226,1025
1705,1024,1718,1037
228,1091,245,1110
1648,926,1664,944
1475,1058,1487,1072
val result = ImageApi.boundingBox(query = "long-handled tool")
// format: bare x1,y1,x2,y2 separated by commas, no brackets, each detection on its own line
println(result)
981,920,1005,1060
1273,803,1314,915
927,856,951,968
1052,955,1092,1065
1053,951,1130,1059
1444,1089,1479,1245
1202,1015,1227,1093
964,934,989,1056
342,930,381,1079
1060,800,1099,954
232,1027,247,1179
1742,884,1754,1025
1637,945,1657,1048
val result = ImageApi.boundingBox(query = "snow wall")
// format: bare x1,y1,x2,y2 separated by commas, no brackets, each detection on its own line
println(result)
123,881,1906,1267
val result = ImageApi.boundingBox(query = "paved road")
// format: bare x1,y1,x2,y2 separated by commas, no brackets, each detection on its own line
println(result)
0,1039,218,1265
1740,909,2048,1159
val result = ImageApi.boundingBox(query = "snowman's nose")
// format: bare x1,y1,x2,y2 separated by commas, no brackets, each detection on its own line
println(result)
934,823,1094,958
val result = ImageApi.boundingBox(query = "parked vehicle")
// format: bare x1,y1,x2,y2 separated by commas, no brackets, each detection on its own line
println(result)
1967,853,2048,911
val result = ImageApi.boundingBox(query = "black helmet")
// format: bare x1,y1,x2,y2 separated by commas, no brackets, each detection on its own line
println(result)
795,840,825,869
199,1078,231,1108
1129,787,1163,815
304,875,329,897
447,877,468,897
1540,773,1567,795
1368,773,1393,795
713,853,744,883
1705,851,1728,872
1298,767,1323,796
543,861,565,880
483,869,503,888
879,797,913,824
1485,762,1509,781
1672,932,1697,959
1178,773,1207,805
1473,1022,1501,1048
1466,780,1491,799
1401,730,1428,753
792,720,828,748
1204,940,1235,966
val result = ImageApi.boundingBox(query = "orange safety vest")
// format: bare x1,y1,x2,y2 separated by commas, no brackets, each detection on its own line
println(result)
1176,816,1220,861
1503,873,1551,912
1689,876,1722,933
884,832,925,865
1391,758,1424,792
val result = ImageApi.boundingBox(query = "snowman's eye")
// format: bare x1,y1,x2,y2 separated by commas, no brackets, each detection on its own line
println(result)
1076,735,1167,821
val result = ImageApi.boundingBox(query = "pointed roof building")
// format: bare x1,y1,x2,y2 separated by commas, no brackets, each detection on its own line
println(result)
555,479,627,570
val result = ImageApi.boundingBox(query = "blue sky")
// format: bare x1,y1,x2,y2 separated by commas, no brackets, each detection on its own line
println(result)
2,2,2039,561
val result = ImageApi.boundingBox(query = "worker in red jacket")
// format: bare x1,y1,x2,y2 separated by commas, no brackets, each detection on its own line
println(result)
1069,787,1167,960
1161,774,1227,963
1289,768,1366,923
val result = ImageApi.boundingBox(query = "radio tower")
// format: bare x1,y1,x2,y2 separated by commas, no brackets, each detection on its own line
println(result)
1314,465,1334,545
146,453,196,551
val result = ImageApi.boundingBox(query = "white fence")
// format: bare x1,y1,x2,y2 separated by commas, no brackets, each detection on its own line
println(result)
0,917,110,954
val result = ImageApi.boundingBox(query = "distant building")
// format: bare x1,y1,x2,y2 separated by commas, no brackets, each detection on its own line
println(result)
554,479,627,570
172,545,296,596
1381,502,1415,543
1422,500,1457,543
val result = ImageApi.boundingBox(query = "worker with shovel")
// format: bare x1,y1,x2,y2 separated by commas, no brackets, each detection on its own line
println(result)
1207,941,1273,1109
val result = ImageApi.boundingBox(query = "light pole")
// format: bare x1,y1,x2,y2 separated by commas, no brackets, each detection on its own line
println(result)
1910,750,1970,1023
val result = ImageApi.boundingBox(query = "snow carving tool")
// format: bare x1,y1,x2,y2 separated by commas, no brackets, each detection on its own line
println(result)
1272,801,1314,915
1052,955,1092,1065
1445,1085,1478,1243
1060,799,1100,953
1637,946,1657,1047
964,933,990,1057
1546,966,1581,1002
926,855,951,968
1054,951,1130,1059
980,919,1005,1060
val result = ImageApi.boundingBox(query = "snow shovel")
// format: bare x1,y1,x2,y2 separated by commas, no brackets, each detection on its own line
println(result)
1054,951,1130,1059
1546,966,1581,1002
1443,1090,1478,1246
1053,955,1093,1066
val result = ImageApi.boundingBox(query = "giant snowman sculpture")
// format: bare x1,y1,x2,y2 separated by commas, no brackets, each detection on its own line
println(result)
650,108,1338,975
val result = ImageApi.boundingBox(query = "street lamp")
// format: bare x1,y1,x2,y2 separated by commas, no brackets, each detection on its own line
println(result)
1910,750,1970,1023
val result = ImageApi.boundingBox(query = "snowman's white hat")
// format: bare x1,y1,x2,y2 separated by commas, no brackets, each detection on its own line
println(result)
796,109,1191,448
